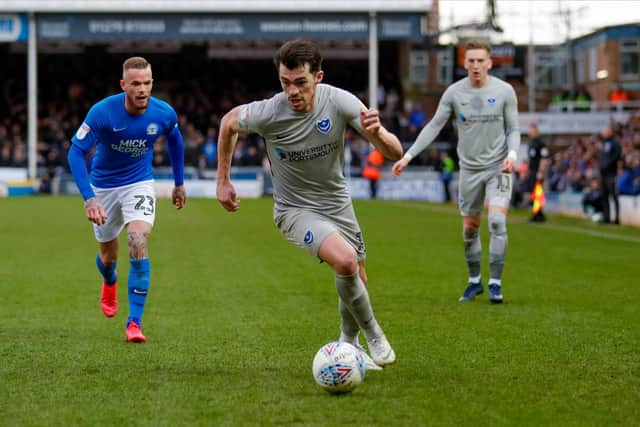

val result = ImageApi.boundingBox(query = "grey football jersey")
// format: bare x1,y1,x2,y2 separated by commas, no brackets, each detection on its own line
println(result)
238,84,364,213
407,76,520,171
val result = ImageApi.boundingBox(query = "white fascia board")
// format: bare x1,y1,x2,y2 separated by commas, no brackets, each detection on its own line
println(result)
2,0,431,13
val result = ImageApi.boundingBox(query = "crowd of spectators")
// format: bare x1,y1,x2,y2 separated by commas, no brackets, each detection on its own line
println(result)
2,49,640,207
514,113,640,222
540,115,639,196
0,50,448,183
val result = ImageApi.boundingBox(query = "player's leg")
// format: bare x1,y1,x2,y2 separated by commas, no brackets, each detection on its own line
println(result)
319,233,395,366
486,171,513,304
336,262,383,371
125,220,152,342
276,208,360,343
92,187,125,317
458,169,485,301
274,208,394,365
121,181,156,342
607,175,620,224
601,176,612,223
98,239,119,317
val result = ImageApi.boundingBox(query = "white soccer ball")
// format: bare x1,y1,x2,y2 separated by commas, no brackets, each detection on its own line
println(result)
312,341,365,393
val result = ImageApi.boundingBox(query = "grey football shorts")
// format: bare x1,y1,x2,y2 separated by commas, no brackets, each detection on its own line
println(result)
458,167,512,216
274,204,366,261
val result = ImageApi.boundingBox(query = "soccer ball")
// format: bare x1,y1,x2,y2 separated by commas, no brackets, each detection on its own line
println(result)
312,341,365,393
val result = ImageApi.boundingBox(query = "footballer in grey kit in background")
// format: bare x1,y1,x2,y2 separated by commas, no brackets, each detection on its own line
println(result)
392,39,521,304
216,39,403,367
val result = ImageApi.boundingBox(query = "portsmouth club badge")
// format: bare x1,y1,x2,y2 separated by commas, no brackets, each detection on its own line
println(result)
316,117,332,134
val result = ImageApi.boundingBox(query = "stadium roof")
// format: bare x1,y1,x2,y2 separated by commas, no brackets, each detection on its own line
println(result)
2,0,432,13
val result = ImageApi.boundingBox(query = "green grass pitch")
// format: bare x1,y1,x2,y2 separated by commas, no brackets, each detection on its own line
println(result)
1,196,639,426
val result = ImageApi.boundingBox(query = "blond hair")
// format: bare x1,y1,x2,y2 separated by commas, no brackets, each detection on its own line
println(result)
122,57,151,78
464,40,491,55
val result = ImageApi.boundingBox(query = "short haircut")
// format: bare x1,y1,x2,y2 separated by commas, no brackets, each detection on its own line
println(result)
273,39,323,73
464,40,491,55
122,57,151,78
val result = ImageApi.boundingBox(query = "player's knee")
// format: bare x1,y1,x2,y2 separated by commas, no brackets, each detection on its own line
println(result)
332,254,358,276
127,231,149,260
99,252,117,266
463,228,479,241
488,212,507,235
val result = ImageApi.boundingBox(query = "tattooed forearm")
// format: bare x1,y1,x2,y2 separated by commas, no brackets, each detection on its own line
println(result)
127,231,149,260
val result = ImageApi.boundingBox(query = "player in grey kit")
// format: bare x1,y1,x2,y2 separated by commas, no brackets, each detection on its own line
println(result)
392,40,521,304
216,39,403,366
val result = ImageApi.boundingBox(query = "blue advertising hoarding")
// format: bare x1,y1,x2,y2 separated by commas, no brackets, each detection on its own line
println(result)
0,14,29,42
37,13,423,41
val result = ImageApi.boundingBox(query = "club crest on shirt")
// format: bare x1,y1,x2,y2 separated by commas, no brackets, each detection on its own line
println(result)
146,123,159,135
316,117,332,134
304,230,314,245
75,123,90,140
487,98,497,106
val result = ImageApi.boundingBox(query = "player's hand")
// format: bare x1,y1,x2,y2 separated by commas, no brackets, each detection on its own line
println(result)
392,157,410,176
84,197,107,225
360,109,382,135
172,185,187,210
217,181,240,212
502,157,515,173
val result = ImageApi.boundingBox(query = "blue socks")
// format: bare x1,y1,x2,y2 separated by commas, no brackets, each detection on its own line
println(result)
127,259,150,327
96,254,117,285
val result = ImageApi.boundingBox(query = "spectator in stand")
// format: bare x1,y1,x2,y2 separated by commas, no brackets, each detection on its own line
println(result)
574,86,592,112
512,160,530,208
566,166,586,193
408,102,427,129
242,144,263,167
202,127,218,168
609,83,631,106
11,139,27,167
582,177,605,222
0,141,12,166
599,124,622,224
440,151,455,202
551,87,574,112
423,148,442,170
362,148,384,199
617,154,640,196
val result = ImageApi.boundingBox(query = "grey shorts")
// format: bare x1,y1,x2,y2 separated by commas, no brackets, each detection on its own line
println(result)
458,167,512,216
274,205,366,261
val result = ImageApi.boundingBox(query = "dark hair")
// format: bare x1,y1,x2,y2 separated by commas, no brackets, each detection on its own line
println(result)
273,39,323,73
464,40,491,55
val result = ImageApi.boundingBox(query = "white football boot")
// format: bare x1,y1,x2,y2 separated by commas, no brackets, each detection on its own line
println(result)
367,335,396,366
354,343,383,371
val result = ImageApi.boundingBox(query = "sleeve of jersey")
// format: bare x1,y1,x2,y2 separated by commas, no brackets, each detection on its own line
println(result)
166,125,185,186
71,105,100,153
504,86,521,155
330,87,365,133
67,144,94,200
406,89,453,160
68,106,101,200
237,100,271,135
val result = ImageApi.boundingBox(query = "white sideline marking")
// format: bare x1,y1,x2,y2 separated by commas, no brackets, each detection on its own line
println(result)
390,201,640,244
530,223,640,244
